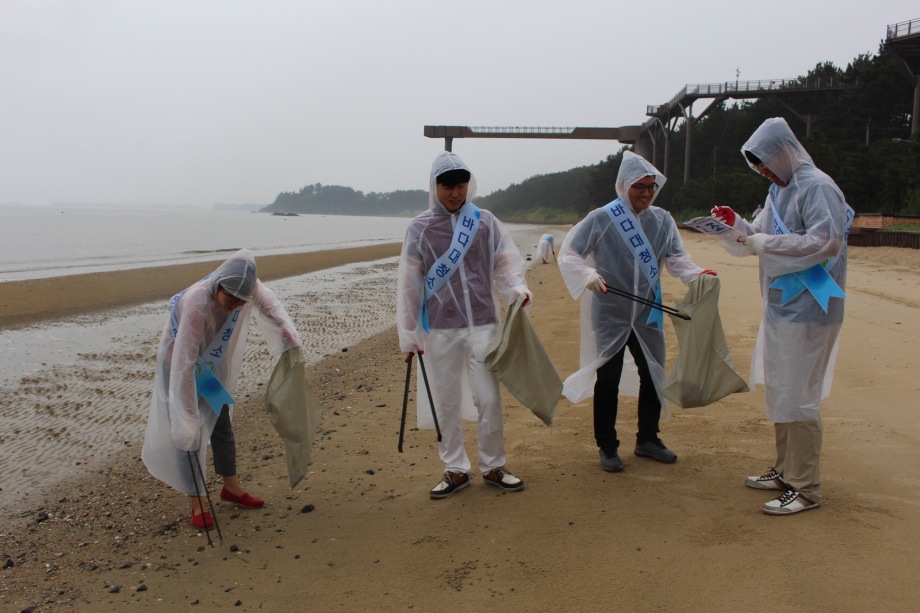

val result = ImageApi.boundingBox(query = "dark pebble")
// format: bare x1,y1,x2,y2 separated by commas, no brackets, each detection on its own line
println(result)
229,544,239,553
137,584,148,592
2,559,14,569
300,504,315,513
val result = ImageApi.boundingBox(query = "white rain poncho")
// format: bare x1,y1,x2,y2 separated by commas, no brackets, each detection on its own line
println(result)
396,152,528,427
558,151,703,408
537,234,555,263
717,118,848,422
141,249,301,495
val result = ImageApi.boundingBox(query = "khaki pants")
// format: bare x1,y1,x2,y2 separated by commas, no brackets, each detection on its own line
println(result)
774,418,823,502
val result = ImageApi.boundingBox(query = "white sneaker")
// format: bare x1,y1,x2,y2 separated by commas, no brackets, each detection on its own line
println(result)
762,488,821,515
745,468,787,490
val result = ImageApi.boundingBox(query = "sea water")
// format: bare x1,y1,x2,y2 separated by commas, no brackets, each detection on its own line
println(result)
0,205,413,281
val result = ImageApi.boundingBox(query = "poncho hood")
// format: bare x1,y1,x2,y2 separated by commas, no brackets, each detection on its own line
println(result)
210,249,257,302
741,117,814,185
428,151,478,216
616,151,667,211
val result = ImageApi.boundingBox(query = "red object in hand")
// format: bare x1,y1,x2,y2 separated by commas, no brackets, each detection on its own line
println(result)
711,206,736,226
699,269,718,277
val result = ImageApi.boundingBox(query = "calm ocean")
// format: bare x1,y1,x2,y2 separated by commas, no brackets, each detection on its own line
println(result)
0,205,412,281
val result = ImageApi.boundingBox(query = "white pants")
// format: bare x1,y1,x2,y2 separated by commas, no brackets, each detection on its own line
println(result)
424,327,505,474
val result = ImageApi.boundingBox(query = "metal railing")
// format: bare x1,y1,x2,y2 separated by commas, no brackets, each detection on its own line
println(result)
647,77,859,115
887,18,920,40
468,126,576,134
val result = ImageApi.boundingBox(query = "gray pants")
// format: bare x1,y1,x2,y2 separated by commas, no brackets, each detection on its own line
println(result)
211,404,237,477
775,418,822,502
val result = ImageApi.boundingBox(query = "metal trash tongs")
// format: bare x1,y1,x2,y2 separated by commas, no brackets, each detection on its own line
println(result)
603,282,691,321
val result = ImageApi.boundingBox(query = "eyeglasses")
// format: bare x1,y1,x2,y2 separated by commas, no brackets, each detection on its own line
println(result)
630,182,658,193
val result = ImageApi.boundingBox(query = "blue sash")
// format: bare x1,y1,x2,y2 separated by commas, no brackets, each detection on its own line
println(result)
169,287,240,415
766,185,853,312
603,199,663,329
420,202,481,332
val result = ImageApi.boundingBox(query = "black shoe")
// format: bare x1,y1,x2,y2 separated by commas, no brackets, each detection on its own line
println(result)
599,448,624,472
634,438,677,463
430,471,470,499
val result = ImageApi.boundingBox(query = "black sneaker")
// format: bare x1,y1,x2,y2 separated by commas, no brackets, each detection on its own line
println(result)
482,467,524,492
599,448,624,472
430,471,470,499
634,438,677,463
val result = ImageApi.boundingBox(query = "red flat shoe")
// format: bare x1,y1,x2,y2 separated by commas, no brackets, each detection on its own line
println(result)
220,486,265,509
190,511,214,529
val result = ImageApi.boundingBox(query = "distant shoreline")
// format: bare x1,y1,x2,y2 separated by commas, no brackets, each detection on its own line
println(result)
0,243,402,331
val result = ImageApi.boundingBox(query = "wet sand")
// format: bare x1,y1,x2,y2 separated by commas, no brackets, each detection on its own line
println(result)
0,243,402,330
2,233,919,612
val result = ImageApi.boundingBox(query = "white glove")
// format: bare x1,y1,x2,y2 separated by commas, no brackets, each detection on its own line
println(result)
586,272,607,293
172,417,201,452
281,326,300,351
743,233,771,255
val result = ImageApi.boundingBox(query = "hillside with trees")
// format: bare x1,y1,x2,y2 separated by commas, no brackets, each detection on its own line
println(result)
261,184,427,216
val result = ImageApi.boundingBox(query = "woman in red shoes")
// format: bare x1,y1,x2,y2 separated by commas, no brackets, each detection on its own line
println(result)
141,249,301,528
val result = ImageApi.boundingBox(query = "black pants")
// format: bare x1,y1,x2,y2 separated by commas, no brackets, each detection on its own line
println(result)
210,404,237,477
593,331,662,452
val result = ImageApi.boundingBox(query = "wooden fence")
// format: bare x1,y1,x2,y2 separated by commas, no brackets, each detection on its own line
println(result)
848,229,920,249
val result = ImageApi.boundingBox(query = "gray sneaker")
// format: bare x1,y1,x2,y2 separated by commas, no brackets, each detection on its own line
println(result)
634,439,677,463
599,448,623,472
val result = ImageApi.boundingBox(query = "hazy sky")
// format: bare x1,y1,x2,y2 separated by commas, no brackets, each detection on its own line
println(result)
2,1,917,207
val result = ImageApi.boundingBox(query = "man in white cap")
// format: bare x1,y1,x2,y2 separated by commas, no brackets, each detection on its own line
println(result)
397,151,533,499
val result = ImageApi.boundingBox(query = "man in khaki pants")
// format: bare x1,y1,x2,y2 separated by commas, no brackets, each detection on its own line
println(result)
712,117,851,515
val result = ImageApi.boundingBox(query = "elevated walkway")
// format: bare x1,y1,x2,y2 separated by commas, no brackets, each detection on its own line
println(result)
423,125,642,152
885,17,920,135
644,77,859,181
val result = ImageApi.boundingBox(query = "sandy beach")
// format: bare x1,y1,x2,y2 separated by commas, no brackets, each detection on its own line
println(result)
2,232,919,612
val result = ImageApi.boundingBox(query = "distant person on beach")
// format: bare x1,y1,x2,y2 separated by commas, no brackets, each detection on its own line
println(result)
711,117,850,515
141,249,301,528
396,151,533,499
537,233,556,263
558,151,716,473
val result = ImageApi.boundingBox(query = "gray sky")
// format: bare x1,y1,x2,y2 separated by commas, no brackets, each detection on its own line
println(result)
2,1,917,207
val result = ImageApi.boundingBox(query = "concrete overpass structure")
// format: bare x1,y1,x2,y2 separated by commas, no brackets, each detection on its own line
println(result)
423,125,644,153
425,77,860,186
886,17,920,136
424,19,920,185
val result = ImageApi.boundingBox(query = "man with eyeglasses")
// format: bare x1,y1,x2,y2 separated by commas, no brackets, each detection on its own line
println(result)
558,151,716,473
711,117,851,516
